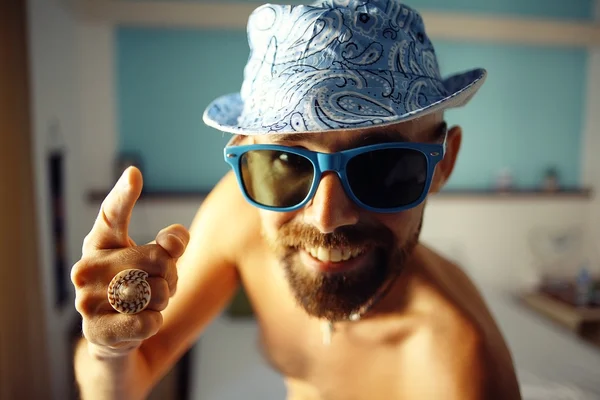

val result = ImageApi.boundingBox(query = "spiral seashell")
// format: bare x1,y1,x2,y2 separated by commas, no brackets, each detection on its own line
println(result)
107,269,151,314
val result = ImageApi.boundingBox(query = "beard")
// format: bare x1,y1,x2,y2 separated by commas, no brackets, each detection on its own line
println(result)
265,217,422,322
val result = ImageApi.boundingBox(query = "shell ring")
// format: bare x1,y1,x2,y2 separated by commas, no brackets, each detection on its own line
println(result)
107,269,151,314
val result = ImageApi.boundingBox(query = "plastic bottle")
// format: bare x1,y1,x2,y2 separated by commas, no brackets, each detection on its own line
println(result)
575,267,592,307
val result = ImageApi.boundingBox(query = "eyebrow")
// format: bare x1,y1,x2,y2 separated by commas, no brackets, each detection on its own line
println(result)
268,122,447,147
269,132,320,144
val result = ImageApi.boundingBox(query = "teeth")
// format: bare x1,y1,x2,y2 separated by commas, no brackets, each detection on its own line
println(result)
342,248,352,261
330,248,342,262
305,246,365,263
317,247,328,261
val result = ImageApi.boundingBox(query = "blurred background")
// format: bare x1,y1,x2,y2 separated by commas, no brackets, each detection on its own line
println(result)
2,0,600,399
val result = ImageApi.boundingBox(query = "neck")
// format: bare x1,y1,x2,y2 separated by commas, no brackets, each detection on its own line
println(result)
335,244,423,323
319,247,422,345
359,245,422,319
349,269,401,321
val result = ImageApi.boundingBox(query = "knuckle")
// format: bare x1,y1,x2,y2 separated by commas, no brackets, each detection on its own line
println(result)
129,312,161,339
153,297,169,312
71,259,91,288
120,246,152,270
145,245,170,277
167,265,178,293
153,279,170,309
128,315,147,337
147,244,169,264
71,256,109,288
121,245,171,278
99,203,117,230
74,292,97,316
169,269,178,289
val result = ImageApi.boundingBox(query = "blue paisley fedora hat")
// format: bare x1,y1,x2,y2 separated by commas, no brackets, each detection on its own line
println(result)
203,0,487,135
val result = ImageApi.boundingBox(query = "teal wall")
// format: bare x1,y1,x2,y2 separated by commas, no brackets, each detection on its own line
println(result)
120,0,594,20
116,0,593,192
117,29,247,192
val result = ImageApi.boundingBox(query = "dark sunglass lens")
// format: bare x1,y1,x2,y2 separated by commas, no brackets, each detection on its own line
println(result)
346,148,428,209
240,150,314,208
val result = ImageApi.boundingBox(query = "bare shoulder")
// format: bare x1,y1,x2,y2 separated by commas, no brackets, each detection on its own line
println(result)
410,244,505,341
398,298,485,398
396,272,490,399
399,245,522,399
189,170,262,262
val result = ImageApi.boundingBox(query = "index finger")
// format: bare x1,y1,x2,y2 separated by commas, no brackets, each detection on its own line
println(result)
82,166,143,254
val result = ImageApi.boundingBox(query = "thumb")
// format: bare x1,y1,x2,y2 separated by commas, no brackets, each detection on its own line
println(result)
154,224,190,259
82,166,142,255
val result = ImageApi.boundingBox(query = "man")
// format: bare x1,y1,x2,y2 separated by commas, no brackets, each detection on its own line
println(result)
71,1,522,399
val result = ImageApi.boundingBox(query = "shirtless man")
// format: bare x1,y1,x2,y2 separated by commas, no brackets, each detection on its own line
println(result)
71,1,522,399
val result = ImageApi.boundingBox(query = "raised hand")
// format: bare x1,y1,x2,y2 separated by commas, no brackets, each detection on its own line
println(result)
71,167,190,357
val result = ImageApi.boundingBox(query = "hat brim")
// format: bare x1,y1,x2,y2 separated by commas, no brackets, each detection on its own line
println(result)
203,68,486,136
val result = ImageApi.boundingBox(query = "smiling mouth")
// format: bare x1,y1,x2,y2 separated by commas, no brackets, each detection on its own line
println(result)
303,246,366,263
298,245,373,274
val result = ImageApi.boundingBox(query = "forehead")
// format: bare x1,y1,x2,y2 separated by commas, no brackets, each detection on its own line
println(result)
253,116,442,150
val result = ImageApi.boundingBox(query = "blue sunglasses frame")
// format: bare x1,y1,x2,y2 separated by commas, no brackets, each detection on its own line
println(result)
224,134,446,214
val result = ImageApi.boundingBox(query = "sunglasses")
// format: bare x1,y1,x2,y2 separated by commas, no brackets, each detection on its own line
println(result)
224,126,447,213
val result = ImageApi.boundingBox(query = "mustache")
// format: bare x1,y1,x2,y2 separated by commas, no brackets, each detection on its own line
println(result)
275,221,395,250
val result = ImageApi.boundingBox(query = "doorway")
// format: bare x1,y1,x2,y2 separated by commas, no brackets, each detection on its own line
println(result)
0,0,52,398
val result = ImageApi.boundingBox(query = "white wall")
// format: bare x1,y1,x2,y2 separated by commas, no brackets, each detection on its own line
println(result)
28,1,600,400
422,198,595,285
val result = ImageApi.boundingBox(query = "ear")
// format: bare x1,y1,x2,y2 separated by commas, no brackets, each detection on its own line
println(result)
429,125,462,194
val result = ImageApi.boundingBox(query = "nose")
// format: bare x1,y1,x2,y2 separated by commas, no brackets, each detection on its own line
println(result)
303,172,360,233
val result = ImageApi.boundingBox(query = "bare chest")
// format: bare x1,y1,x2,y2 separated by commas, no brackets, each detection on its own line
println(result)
234,241,519,400
238,253,414,400
257,317,409,400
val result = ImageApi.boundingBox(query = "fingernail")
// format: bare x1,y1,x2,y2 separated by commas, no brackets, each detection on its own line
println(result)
167,233,184,248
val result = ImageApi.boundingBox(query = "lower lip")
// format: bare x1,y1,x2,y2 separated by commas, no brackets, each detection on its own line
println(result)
299,248,372,274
